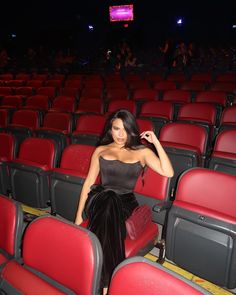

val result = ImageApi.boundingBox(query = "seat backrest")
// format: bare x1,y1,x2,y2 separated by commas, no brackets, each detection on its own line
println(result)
0,109,9,128
136,118,154,133
0,133,16,161
159,123,207,155
76,98,103,114
23,215,102,295
75,114,106,135
36,86,56,98
213,129,236,154
25,94,50,110
0,87,13,96
106,89,129,101
107,100,136,115
220,105,236,125
0,194,23,259
177,102,216,125
11,109,40,129
134,167,169,201
162,89,191,103
175,168,236,221
60,144,95,174
109,257,210,295
1,95,23,108
195,91,228,106
14,86,34,96
153,81,177,91
18,137,56,168
140,101,173,120
51,95,76,112
179,81,207,91
209,82,236,94
216,73,236,83
190,73,212,83
43,112,72,132
132,89,157,101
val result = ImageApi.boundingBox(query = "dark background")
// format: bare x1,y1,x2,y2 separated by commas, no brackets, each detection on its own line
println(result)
1,0,235,55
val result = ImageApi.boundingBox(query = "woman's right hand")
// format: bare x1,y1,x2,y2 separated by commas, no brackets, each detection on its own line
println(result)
75,215,83,225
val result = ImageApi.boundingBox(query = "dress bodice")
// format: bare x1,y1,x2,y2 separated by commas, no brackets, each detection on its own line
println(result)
99,157,143,193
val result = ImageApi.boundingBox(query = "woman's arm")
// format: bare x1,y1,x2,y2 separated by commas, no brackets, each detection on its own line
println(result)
74,147,101,225
140,131,174,178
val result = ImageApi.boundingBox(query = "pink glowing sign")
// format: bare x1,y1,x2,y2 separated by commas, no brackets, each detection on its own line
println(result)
109,5,134,22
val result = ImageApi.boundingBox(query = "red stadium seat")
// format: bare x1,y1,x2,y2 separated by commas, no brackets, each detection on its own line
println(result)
72,114,106,146
0,195,23,267
208,129,236,175
7,137,57,207
50,144,96,221
166,168,236,289
0,133,17,194
109,257,211,295
0,215,102,295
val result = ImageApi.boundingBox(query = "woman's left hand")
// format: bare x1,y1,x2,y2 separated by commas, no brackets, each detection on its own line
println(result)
140,131,159,144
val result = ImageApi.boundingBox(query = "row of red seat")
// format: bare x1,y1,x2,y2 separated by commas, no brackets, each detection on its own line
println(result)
0,193,212,294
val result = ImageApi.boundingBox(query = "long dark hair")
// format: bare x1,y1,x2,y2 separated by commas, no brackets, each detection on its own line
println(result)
99,109,144,149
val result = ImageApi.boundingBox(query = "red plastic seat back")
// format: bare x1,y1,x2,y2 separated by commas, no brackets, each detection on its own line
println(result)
220,105,236,125
25,95,50,110
75,114,106,135
178,102,217,125
18,137,56,168
136,118,154,133
132,89,157,101
0,133,15,161
23,216,102,295
134,168,169,201
0,195,22,257
195,91,228,106
43,112,72,132
159,123,207,155
107,100,136,115
162,90,191,103
214,129,236,154
175,168,236,222
109,257,208,295
51,96,76,112
11,110,40,129
1,95,23,108
140,101,173,120
0,109,9,127
60,144,95,174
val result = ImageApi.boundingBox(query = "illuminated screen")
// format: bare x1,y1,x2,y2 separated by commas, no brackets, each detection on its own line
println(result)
109,5,134,22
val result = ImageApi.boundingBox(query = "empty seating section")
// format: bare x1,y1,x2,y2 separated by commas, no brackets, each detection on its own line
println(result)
166,168,236,289
0,215,103,295
1,68,236,292
0,133,16,194
50,144,96,221
7,137,57,207
208,129,236,175
0,194,23,267
109,257,211,295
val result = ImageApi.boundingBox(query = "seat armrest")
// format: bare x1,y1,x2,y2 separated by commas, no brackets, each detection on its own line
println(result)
152,201,172,213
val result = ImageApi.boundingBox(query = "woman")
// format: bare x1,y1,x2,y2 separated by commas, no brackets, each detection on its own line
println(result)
75,109,174,294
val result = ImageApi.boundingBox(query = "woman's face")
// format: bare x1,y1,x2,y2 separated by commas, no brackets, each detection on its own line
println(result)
111,118,128,146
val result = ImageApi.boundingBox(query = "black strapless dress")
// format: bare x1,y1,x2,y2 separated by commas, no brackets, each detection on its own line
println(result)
85,157,143,287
